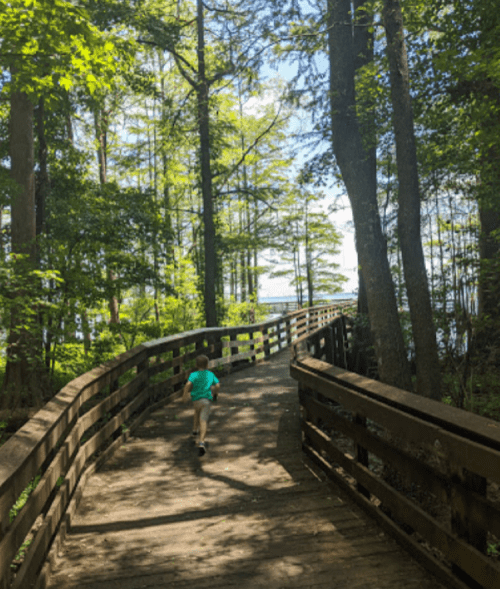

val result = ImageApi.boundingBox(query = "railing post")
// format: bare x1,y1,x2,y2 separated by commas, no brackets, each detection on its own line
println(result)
313,332,322,360
263,326,270,358
207,333,221,362
249,330,256,363
0,521,11,589
172,346,182,391
353,413,370,498
230,333,238,368
137,356,150,387
325,325,335,364
299,381,318,446
451,466,487,586
341,314,349,360
286,316,292,347
276,321,282,351
333,318,347,368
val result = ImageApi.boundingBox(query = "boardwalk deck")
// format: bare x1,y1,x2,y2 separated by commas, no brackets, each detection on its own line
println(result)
46,351,446,589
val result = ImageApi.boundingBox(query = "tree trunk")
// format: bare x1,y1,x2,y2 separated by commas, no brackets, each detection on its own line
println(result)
2,84,42,408
383,0,441,399
196,0,217,326
94,104,120,324
35,97,49,249
328,0,412,390
305,206,314,308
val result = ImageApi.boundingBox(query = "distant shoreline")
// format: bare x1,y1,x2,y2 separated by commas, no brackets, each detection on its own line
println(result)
260,293,357,304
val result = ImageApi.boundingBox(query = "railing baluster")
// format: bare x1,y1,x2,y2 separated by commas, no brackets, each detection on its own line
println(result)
172,346,181,391
451,466,487,586
230,334,239,368
353,413,370,499
263,326,270,358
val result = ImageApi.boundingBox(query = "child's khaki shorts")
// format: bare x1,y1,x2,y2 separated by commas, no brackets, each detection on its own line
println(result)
193,398,211,421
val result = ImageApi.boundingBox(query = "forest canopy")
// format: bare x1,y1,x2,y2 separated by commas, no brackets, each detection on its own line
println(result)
0,0,499,421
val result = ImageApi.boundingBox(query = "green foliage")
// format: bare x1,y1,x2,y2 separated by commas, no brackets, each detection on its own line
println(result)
268,188,347,305
0,0,125,101
220,296,269,327
9,475,40,523
442,370,500,421
0,419,7,447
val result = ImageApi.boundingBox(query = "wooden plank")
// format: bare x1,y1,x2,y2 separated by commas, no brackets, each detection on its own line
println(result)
19,383,156,589
79,371,147,433
10,435,92,589
80,388,152,462
32,400,158,589
147,347,203,379
0,386,82,529
216,348,264,366
79,346,149,405
141,330,208,356
302,445,471,589
292,363,500,484
302,396,500,539
0,302,348,588
300,356,500,451
302,421,500,589
0,419,83,583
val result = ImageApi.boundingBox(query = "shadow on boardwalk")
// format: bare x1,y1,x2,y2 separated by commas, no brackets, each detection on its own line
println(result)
47,351,445,589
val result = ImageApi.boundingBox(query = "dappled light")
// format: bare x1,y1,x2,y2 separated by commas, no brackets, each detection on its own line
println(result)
44,352,444,589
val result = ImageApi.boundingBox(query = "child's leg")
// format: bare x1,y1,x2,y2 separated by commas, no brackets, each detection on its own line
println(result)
197,400,211,444
199,418,207,444
193,406,200,433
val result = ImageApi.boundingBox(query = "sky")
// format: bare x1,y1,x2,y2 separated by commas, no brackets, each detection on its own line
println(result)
259,205,358,298
254,60,359,298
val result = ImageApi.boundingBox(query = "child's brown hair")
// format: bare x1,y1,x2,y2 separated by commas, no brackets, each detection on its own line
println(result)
196,355,209,369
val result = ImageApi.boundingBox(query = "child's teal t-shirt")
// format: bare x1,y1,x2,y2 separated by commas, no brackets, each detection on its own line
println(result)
188,370,219,401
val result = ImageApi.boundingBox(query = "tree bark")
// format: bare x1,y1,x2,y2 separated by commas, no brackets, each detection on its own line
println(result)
2,83,42,408
35,97,49,248
305,204,314,308
94,104,120,324
328,0,412,390
197,0,217,326
383,0,441,399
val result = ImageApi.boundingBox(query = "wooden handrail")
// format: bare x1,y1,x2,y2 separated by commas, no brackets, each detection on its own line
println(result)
0,302,348,589
291,317,500,589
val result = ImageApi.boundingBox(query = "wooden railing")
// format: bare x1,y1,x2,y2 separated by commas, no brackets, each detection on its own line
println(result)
291,318,500,589
0,302,352,589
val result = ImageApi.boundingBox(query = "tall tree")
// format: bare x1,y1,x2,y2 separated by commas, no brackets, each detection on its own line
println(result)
327,0,412,390
382,0,441,399
0,0,121,406
2,73,41,407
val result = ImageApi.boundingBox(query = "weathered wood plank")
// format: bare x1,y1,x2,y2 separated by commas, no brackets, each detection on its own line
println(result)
302,420,500,589
0,302,352,588
300,356,500,450
41,350,444,589
292,363,500,484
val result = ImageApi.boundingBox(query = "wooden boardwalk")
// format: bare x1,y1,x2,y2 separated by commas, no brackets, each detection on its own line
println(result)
46,351,446,589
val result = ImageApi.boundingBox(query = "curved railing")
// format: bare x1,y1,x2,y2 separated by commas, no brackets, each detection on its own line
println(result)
0,302,353,589
291,318,500,589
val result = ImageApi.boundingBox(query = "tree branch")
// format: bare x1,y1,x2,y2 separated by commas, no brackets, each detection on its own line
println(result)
212,107,285,184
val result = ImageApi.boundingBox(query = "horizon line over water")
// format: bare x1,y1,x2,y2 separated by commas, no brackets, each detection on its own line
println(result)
260,293,356,303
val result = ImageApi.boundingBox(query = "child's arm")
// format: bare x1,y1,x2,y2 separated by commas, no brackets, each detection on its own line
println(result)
182,381,193,403
211,382,220,401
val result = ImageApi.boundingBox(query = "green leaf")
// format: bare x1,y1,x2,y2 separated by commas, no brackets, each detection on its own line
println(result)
59,76,72,90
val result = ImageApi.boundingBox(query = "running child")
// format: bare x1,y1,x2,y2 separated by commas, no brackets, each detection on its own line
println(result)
182,355,220,456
